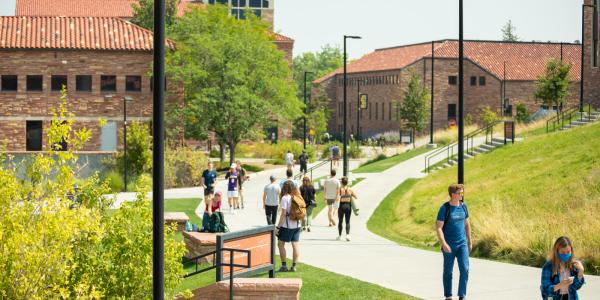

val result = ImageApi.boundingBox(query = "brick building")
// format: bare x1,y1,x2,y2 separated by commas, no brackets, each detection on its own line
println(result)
315,40,582,139
0,16,176,152
583,0,600,108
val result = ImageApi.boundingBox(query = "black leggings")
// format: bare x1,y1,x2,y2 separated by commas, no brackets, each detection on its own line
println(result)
338,202,352,235
265,205,278,225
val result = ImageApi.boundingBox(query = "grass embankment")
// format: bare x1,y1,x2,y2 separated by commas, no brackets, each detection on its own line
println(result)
176,257,416,299
369,121,600,274
354,146,432,173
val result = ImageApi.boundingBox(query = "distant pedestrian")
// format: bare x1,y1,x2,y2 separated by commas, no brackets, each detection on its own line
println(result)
324,132,330,143
300,176,316,232
298,150,309,174
236,160,249,209
435,184,472,300
262,175,281,225
284,150,295,171
323,169,340,227
271,132,277,144
225,164,240,214
330,144,340,168
201,191,222,232
276,181,302,272
541,236,586,300
280,169,299,191
336,176,357,241
201,161,218,209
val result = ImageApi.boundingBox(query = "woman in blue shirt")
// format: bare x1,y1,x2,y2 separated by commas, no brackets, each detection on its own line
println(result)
541,236,585,300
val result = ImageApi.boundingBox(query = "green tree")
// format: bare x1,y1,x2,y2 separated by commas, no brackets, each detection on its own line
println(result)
502,20,520,42
131,0,181,30
167,5,299,164
0,89,185,299
398,73,430,148
515,103,530,123
480,106,500,135
292,45,342,141
116,121,152,182
534,59,572,122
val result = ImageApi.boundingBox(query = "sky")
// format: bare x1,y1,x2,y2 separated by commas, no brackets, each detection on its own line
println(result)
0,0,583,59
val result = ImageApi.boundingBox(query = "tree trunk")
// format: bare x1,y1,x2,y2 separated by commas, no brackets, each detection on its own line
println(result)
412,128,416,149
229,142,236,166
219,142,225,163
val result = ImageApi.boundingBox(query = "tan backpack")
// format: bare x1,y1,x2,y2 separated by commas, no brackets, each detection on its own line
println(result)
290,195,307,221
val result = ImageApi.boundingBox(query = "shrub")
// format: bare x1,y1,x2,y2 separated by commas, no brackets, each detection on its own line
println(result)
360,154,388,167
116,121,152,178
104,170,125,192
265,158,286,165
209,149,220,158
516,103,530,123
236,140,317,162
165,147,208,188
347,141,363,159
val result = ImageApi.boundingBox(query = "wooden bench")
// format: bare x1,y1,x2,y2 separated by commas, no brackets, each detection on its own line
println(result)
164,212,189,232
183,231,217,264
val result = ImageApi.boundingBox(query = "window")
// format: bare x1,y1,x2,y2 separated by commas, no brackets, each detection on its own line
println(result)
262,0,269,8
448,104,457,120
504,105,513,117
249,0,261,7
27,75,43,91
369,103,372,120
26,121,43,151
1,75,18,91
470,76,477,86
76,75,92,92
232,0,246,6
51,75,67,91
448,76,457,85
389,102,392,120
126,76,142,92
51,121,68,151
479,76,486,86
381,102,385,121
101,75,117,92
100,121,117,151
375,102,379,120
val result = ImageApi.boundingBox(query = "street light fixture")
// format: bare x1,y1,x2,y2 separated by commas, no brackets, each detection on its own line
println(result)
458,0,465,184
123,96,134,192
303,71,314,149
343,35,362,177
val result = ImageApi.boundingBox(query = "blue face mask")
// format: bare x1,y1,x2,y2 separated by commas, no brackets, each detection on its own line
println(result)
558,253,572,263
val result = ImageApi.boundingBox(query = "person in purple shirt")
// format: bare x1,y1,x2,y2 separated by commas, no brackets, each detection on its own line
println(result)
225,163,239,214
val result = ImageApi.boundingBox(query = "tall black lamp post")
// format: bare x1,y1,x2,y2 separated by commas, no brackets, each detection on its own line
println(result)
303,71,314,149
122,96,133,192
153,0,166,298
582,3,596,112
343,35,362,177
458,0,465,184
429,41,435,145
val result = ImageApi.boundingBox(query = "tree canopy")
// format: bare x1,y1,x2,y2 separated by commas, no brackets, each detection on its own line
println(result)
534,59,572,120
502,20,520,42
131,0,181,30
398,73,430,147
167,5,299,163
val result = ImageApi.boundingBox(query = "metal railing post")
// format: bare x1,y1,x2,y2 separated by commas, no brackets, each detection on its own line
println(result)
229,249,234,300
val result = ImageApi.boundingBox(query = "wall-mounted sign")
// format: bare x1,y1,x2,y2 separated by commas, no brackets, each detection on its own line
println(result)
504,121,515,144
359,93,368,110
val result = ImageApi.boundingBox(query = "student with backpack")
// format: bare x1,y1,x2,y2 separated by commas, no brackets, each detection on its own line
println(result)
435,184,472,300
298,150,309,174
300,176,316,232
201,191,222,232
540,236,586,300
275,181,306,272
336,176,357,241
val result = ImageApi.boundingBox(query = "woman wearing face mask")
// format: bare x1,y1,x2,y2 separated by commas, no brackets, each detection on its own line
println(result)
540,236,586,300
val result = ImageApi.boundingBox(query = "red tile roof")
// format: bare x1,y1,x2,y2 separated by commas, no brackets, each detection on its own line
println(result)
15,0,199,18
0,16,174,51
274,33,294,42
315,40,581,83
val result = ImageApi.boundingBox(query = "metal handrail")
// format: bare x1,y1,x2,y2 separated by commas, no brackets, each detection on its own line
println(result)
294,159,331,181
424,120,502,173
546,105,579,133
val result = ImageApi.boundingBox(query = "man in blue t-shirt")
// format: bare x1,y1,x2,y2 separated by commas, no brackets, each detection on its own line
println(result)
201,161,218,205
435,184,472,300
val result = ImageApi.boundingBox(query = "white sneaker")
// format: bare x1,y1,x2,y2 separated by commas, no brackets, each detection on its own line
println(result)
346,235,351,242
336,236,341,241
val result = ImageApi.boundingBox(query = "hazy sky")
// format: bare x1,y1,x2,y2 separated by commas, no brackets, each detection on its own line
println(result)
1,0,583,59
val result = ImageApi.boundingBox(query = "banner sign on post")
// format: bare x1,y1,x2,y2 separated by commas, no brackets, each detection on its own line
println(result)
359,94,368,110
504,121,515,144
400,130,412,144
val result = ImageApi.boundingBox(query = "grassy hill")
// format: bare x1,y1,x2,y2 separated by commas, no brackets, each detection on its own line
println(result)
368,121,600,274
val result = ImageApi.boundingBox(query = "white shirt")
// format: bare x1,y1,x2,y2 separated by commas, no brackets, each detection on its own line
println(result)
323,177,340,200
280,194,300,229
284,152,294,165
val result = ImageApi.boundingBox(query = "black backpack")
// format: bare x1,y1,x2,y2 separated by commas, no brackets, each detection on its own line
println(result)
442,201,468,232
208,212,229,233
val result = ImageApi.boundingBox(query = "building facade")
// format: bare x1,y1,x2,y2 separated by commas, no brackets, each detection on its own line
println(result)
315,40,582,139
0,16,178,152
206,0,274,27
583,0,600,108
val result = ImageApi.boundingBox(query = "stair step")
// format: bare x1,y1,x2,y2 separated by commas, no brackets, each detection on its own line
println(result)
473,148,489,154
491,138,505,144
491,141,505,147
480,144,496,150
442,163,452,168
572,121,589,126
448,160,457,166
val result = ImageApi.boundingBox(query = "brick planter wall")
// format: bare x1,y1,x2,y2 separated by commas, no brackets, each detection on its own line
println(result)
186,278,302,300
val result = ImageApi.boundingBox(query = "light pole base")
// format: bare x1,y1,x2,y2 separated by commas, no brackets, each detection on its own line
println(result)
427,143,438,149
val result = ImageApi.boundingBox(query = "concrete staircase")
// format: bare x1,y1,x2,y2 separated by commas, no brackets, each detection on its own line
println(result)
559,111,600,130
432,138,513,171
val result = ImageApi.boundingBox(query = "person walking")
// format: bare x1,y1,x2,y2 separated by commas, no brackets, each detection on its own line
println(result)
262,175,281,225
541,236,586,300
300,176,316,232
201,161,218,211
280,168,299,191
323,169,340,227
224,164,239,214
276,181,302,272
336,176,357,241
330,144,340,168
201,191,222,232
298,150,309,174
435,184,472,300
236,160,249,209
284,150,295,171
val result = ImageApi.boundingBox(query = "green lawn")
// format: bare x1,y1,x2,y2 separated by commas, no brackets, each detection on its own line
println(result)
367,121,600,274
174,257,416,300
311,178,365,218
165,198,202,226
353,146,432,173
